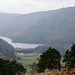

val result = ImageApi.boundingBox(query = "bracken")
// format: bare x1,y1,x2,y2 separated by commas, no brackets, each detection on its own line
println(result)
34,68,75,75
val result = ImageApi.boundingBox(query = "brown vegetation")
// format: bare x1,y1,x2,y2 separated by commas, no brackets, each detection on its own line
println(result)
32,68,75,75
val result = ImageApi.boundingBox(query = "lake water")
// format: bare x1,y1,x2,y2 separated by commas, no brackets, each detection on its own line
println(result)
0,36,42,49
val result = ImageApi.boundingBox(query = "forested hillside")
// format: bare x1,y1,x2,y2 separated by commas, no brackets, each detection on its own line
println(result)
10,7,75,44
0,38,15,58
0,7,75,53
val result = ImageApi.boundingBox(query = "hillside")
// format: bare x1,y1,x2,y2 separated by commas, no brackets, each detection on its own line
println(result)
0,11,55,35
9,7,75,45
0,7,75,53
0,38,15,58
0,13,19,35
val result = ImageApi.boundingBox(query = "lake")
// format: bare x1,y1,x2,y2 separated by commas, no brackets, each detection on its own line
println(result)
0,36,42,49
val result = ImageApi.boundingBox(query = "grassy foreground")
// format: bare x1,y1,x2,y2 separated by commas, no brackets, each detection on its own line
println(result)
17,53,39,73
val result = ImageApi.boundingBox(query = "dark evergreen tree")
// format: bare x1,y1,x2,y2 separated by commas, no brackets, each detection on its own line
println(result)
63,44,75,69
63,50,71,66
37,47,61,72
70,44,75,67
0,58,26,75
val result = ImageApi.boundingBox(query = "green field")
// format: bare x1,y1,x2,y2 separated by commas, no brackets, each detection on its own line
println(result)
17,53,39,73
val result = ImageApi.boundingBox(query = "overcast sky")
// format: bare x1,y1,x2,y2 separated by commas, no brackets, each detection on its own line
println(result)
0,0,75,14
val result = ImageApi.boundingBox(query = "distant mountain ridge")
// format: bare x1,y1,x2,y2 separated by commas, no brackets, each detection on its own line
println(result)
0,6,75,52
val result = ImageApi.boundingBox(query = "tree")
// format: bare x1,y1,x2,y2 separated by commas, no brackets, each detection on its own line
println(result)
0,58,6,75
0,58,26,75
30,62,38,74
63,50,71,70
37,47,61,72
5,60,26,75
70,44,75,67
63,44,75,69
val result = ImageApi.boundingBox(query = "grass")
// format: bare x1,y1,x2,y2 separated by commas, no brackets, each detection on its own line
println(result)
16,53,66,73
17,53,39,73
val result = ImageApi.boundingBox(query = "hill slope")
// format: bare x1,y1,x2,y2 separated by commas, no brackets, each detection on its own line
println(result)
0,7,75,52
0,38,15,58
0,11,55,35
10,7,75,45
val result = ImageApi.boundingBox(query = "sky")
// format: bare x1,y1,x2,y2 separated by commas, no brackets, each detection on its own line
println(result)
0,0,75,14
